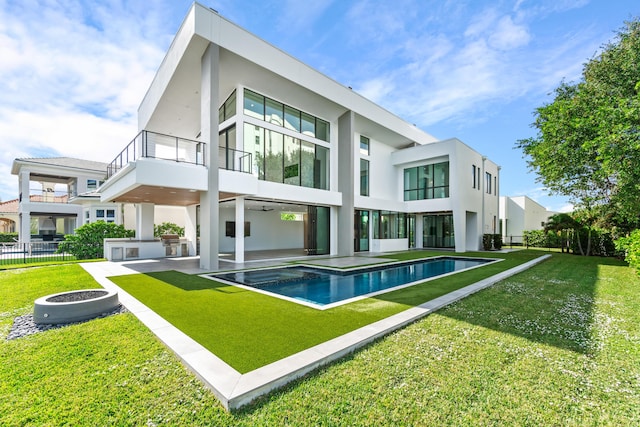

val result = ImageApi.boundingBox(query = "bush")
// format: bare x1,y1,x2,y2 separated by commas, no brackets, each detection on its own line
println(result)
57,222,134,260
482,234,502,250
523,230,563,248
154,222,185,238
615,230,640,274
571,228,617,257
0,232,18,243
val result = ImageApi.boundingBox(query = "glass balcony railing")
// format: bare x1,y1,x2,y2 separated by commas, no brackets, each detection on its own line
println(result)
107,130,251,178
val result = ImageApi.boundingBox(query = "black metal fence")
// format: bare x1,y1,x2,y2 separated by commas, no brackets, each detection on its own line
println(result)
0,242,75,266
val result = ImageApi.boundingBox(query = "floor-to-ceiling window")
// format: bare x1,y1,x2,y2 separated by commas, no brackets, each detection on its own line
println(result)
423,214,455,248
354,210,369,252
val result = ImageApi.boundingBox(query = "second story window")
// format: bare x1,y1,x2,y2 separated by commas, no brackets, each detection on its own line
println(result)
486,172,492,194
360,159,369,196
404,162,449,201
242,89,330,142
360,135,370,156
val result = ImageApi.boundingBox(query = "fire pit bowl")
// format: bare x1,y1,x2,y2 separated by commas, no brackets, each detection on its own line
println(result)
33,289,119,325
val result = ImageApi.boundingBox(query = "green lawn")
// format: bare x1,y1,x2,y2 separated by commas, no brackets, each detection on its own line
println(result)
110,250,541,372
1,253,639,425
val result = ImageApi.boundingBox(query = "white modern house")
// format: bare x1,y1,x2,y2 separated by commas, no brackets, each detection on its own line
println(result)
98,3,500,269
499,195,556,244
11,157,120,243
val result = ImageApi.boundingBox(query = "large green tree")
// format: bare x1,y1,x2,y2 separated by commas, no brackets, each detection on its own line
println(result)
517,19,640,231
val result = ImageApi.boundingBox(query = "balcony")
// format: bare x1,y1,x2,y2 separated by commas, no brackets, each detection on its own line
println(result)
107,130,252,178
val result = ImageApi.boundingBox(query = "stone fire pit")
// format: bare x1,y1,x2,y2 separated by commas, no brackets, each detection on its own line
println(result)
33,289,119,324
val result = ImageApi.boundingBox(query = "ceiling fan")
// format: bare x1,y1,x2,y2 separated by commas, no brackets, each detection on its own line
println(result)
248,205,274,212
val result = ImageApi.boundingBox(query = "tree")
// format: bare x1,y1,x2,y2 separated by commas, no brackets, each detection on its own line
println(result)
57,221,134,259
544,213,578,253
516,19,640,231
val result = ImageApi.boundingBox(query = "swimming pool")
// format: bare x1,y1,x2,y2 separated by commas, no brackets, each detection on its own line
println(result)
211,256,497,309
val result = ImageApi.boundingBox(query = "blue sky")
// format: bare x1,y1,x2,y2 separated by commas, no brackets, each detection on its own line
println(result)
1,0,638,212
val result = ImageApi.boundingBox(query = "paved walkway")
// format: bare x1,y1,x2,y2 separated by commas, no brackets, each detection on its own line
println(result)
81,253,551,410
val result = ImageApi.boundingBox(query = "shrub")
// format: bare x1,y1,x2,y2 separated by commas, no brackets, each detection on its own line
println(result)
57,222,134,260
0,232,18,243
615,229,640,274
523,230,563,249
571,228,618,257
154,222,185,238
482,234,502,250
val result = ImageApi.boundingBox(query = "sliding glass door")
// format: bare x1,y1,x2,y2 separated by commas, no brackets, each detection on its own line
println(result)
305,206,330,255
354,210,369,252
423,214,455,248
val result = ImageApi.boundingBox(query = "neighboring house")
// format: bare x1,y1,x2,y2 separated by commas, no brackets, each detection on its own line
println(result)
499,195,556,244
0,198,19,233
11,157,186,244
96,3,500,269
11,157,117,243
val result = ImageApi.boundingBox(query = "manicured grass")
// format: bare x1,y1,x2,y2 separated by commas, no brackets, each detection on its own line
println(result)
110,250,541,372
2,253,638,425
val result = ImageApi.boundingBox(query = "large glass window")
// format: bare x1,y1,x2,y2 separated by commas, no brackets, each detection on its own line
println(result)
284,105,301,132
242,89,330,142
218,90,237,123
404,162,449,200
301,112,315,137
360,159,369,196
314,145,329,190
373,211,407,239
243,89,264,120
284,135,301,186
265,130,284,183
246,123,329,190
265,98,284,126
244,123,265,179
316,119,329,142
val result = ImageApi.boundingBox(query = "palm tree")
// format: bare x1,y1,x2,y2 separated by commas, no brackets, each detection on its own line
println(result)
544,213,579,254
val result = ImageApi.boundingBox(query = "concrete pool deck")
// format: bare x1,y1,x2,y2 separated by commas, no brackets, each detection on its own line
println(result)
81,253,551,410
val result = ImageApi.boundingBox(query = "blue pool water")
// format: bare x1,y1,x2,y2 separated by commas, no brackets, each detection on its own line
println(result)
212,257,493,307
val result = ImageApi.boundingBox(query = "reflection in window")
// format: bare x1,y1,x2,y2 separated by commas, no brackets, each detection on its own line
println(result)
360,135,370,156
243,89,264,119
265,130,284,183
360,159,369,196
284,105,301,132
265,98,284,126
404,162,449,200
245,123,329,190
372,210,407,239
284,136,300,186
218,90,237,123
242,89,329,142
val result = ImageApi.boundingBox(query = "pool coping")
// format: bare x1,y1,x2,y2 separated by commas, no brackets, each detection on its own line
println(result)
81,254,551,411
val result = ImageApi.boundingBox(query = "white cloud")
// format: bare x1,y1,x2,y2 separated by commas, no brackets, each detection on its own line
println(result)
0,0,170,201
488,16,531,50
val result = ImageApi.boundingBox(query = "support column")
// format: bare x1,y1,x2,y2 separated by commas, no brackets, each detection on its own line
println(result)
185,205,198,256
199,43,220,270
136,203,155,240
337,110,355,256
235,197,245,263
18,169,31,243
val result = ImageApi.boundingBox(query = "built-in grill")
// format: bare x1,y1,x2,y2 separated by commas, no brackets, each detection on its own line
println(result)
160,234,181,246
160,234,181,256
